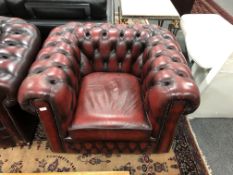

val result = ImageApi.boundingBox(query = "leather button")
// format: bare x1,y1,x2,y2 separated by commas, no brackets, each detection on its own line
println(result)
176,70,187,78
42,54,50,59
102,30,107,38
171,56,178,62
135,31,141,39
85,31,91,39
0,53,9,59
10,29,24,35
119,31,124,38
158,64,166,71
161,78,172,87
48,79,57,85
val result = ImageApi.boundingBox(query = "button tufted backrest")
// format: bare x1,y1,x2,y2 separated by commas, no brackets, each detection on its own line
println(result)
39,22,184,78
74,23,152,76
75,23,179,77
0,16,40,102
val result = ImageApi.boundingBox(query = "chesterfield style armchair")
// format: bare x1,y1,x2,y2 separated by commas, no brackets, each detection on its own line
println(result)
0,16,40,147
18,23,200,153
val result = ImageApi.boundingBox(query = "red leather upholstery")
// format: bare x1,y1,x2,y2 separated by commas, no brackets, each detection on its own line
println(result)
18,22,200,153
142,35,200,140
0,16,40,147
17,22,80,137
75,23,152,77
69,72,151,141
0,16,40,98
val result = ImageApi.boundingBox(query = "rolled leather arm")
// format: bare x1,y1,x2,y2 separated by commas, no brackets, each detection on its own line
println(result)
18,22,80,136
142,29,200,152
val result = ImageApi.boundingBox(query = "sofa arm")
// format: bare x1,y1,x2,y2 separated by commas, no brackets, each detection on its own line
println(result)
142,32,200,152
18,23,80,137
0,16,40,101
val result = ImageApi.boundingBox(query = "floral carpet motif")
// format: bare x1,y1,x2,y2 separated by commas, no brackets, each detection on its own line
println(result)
0,142,179,174
0,117,209,174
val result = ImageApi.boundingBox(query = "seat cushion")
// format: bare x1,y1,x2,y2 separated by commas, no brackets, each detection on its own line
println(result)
69,72,151,141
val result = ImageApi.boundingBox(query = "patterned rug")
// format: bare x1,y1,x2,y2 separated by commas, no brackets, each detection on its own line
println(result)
0,117,210,174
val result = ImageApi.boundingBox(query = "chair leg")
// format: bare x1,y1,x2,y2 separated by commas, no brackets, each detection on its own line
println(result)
155,101,185,153
33,100,64,152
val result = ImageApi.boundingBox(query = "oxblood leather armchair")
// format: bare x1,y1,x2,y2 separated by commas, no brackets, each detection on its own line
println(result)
0,16,40,147
18,23,200,153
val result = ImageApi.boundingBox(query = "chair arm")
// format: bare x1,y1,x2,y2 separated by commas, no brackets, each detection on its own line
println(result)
142,32,200,152
18,23,80,136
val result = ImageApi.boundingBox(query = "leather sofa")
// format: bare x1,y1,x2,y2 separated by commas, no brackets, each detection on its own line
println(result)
18,22,200,153
0,16,40,147
0,0,114,38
